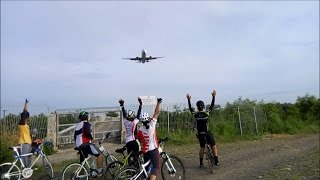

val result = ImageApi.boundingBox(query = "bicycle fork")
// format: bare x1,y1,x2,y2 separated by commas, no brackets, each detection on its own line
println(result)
160,152,176,174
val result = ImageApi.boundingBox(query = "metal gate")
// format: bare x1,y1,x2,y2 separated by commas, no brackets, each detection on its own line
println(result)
55,107,122,148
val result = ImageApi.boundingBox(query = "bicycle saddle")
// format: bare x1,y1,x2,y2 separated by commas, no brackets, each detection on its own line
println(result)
115,146,126,154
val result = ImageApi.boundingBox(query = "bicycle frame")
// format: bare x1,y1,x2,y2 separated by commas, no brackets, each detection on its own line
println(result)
73,156,92,178
131,158,150,180
11,144,47,169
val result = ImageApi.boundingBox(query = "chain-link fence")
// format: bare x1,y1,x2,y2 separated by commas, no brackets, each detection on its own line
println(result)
0,104,52,139
1,103,267,150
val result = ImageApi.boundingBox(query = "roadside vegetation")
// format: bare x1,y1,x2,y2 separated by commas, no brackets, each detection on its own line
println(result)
1,94,319,163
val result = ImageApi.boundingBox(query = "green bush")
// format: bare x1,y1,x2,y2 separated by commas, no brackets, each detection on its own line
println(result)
0,133,18,164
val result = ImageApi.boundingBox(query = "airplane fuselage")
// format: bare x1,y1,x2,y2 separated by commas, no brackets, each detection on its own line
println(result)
141,49,147,63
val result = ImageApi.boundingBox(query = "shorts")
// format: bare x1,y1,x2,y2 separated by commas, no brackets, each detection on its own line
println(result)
126,140,139,157
144,148,160,176
197,131,216,148
78,143,102,163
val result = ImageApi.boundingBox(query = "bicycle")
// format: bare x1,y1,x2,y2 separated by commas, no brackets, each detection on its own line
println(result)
198,132,215,174
61,132,117,179
114,137,186,180
0,139,54,179
113,151,151,180
99,132,118,167
105,145,134,179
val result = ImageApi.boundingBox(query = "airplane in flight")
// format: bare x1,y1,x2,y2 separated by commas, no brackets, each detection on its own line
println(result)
122,49,164,63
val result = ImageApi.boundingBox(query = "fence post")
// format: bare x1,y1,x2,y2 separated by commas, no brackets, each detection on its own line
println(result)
167,106,170,133
253,106,258,135
47,112,58,150
237,106,243,136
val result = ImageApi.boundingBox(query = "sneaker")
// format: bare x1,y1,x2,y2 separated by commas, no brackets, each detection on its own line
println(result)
214,161,221,166
199,163,204,168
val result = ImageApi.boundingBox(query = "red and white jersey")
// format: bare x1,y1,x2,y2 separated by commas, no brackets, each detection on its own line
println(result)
124,118,139,143
75,121,93,147
137,118,158,154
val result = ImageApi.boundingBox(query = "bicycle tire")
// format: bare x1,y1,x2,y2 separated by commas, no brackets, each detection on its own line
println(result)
114,166,141,180
0,163,21,180
161,155,186,180
61,162,88,180
42,156,54,179
105,160,124,179
206,145,214,174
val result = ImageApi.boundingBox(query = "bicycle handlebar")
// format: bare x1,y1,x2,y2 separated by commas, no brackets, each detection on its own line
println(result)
99,132,111,145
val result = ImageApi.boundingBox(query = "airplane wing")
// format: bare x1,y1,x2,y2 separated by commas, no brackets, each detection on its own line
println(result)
146,56,164,60
122,57,142,61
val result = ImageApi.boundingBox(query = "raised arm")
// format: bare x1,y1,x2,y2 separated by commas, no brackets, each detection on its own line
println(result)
119,99,127,119
136,97,142,119
23,98,29,112
186,94,194,113
152,98,162,120
208,90,216,112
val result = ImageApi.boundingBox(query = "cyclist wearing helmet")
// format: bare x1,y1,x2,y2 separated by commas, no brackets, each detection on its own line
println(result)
119,97,142,162
186,90,221,168
74,111,104,177
137,98,162,180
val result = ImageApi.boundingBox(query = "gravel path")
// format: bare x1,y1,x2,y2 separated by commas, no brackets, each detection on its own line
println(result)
37,133,319,180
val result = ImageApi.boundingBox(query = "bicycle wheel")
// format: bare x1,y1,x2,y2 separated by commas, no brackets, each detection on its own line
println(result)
114,166,140,180
106,154,118,166
161,155,186,180
42,156,54,179
0,163,21,180
61,162,88,180
206,145,214,174
105,160,124,179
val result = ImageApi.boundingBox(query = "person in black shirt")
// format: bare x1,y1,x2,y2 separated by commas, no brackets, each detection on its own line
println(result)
187,90,221,168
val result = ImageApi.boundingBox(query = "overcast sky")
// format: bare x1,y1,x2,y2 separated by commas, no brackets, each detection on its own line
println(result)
1,1,319,110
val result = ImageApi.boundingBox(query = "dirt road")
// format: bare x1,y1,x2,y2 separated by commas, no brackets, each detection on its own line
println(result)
42,133,319,179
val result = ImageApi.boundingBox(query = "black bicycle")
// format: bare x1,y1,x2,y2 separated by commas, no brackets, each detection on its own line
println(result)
198,132,215,174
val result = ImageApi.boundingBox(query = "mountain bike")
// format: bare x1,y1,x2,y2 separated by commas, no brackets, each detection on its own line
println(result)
159,137,186,180
105,145,134,179
198,132,215,174
114,137,186,180
61,132,117,179
0,139,54,179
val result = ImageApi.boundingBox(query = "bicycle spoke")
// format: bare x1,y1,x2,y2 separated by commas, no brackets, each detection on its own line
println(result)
0,163,21,180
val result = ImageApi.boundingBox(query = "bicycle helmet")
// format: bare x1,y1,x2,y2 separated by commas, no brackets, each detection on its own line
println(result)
79,111,89,120
141,112,149,122
127,110,135,120
196,100,205,110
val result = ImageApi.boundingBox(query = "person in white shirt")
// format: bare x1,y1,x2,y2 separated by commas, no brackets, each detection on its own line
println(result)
137,98,162,180
119,97,142,165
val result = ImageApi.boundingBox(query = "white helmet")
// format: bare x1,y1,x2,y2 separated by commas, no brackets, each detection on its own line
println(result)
141,112,149,122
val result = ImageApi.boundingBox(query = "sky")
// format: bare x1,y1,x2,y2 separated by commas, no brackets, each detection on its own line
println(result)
1,1,319,110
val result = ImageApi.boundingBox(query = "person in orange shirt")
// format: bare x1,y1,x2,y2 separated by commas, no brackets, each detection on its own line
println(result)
18,98,32,168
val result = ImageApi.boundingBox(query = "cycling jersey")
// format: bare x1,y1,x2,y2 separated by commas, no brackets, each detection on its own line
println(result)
74,121,93,147
124,118,139,143
188,96,215,133
137,118,158,154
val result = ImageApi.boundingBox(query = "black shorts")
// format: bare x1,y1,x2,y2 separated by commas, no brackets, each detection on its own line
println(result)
144,148,160,176
197,131,216,148
126,140,139,157
79,143,102,162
